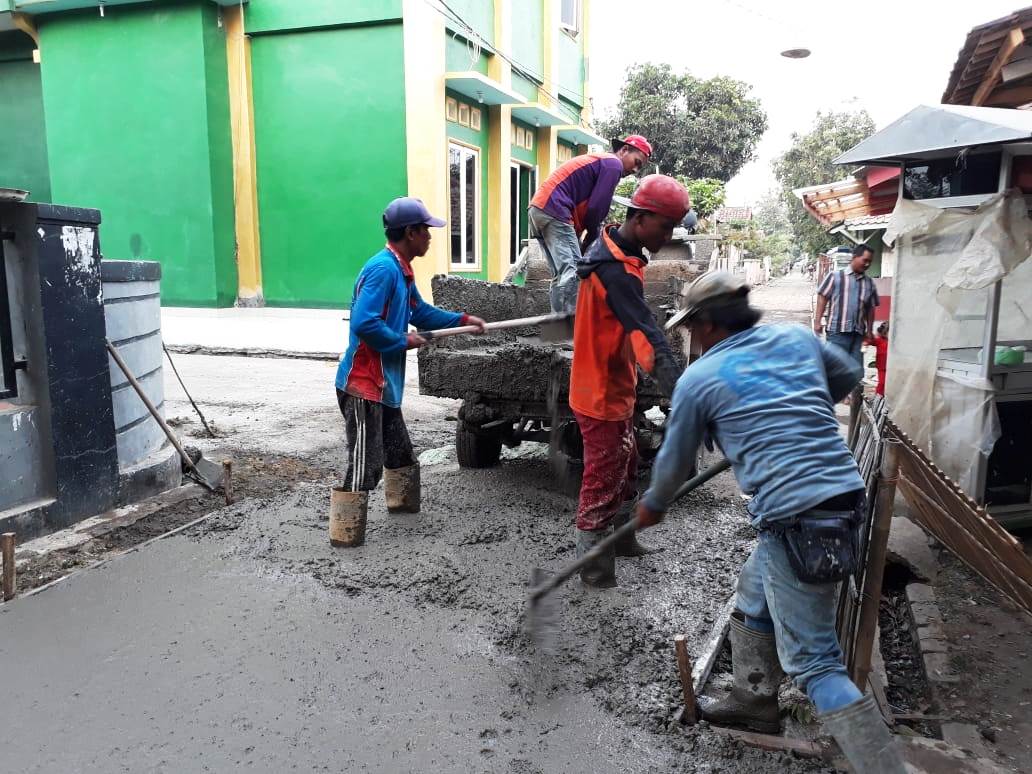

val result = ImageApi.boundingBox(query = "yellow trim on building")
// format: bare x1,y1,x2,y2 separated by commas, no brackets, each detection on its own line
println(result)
486,0,513,283
402,0,448,299
224,5,264,306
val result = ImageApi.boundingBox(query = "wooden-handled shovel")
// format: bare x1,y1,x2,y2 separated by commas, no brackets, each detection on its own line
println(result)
419,313,574,343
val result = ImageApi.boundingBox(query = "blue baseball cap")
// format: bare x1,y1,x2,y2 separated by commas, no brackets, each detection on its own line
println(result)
383,197,446,229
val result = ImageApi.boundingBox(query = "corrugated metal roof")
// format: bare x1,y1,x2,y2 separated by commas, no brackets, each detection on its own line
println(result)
843,214,892,228
835,103,1032,165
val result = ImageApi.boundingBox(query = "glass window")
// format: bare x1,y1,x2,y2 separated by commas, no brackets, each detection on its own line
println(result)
903,152,1001,200
448,142,479,268
561,0,579,32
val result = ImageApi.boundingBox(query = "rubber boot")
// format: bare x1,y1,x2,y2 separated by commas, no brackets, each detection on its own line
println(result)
699,614,784,733
328,488,368,547
612,498,654,557
384,464,420,513
575,527,617,588
819,694,907,774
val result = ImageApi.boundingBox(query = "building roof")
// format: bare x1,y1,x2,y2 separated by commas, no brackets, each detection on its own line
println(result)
843,214,892,228
793,167,899,226
943,8,1032,107
712,206,752,222
835,104,1032,165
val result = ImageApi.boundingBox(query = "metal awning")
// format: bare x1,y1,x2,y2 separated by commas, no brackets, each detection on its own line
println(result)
511,102,568,128
444,72,526,107
556,125,606,147
835,104,1032,165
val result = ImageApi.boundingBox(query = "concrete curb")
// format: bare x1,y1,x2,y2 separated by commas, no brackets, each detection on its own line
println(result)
904,582,996,761
165,344,341,362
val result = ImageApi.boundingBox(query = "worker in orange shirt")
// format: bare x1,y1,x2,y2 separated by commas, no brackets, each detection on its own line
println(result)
568,174,691,587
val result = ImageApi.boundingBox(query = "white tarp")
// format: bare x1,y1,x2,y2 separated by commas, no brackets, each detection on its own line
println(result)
885,192,1032,495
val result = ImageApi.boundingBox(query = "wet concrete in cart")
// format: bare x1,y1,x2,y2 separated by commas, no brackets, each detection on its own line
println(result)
0,457,827,773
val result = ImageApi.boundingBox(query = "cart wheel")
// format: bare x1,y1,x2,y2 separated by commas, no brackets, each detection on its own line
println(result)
456,422,502,468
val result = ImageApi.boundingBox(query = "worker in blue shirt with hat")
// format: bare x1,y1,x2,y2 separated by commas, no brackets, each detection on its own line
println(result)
329,197,486,544
636,271,906,774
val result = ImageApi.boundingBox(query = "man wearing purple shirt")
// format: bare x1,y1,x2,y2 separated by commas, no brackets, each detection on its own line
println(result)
529,135,652,313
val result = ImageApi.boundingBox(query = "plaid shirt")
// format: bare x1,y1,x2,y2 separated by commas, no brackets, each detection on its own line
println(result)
817,269,879,335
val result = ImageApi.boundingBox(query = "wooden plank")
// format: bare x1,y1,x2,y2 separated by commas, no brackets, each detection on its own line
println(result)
973,27,1026,106
674,635,698,725
710,727,828,759
2,532,15,601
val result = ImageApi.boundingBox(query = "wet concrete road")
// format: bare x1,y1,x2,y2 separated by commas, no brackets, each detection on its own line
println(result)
0,453,824,773
0,273,834,772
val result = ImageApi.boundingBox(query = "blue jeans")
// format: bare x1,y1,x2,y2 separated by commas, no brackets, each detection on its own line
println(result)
529,206,580,314
826,331,864,368
736,532,862,714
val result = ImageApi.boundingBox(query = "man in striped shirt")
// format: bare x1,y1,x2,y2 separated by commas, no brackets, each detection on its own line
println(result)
813,244,880,367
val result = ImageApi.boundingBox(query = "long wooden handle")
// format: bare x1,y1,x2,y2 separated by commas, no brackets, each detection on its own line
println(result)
106,340,205,483
421,314,562,341
529,458,731,603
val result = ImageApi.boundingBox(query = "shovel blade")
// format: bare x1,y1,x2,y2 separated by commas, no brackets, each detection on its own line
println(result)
537,313,575,343
191,455,225,489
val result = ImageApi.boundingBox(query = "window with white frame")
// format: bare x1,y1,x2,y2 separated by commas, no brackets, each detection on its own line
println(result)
561,0,580,34
448,143,479,269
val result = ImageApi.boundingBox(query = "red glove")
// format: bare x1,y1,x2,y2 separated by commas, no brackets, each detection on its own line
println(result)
635,501,665,529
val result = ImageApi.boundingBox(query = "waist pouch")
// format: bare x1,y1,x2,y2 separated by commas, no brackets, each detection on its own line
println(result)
769,507,861,585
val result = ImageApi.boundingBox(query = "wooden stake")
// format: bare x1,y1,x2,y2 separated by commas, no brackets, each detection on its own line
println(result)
674,635,697,725
851,441,899,691
222,460,233,505
2,532,15,601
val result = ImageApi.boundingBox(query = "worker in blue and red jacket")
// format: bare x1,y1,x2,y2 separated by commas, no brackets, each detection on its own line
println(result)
529,135,652,314
568,174,691,587
332,198,486,529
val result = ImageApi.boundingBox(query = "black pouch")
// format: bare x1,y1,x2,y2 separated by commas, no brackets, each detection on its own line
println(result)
777,511,859,585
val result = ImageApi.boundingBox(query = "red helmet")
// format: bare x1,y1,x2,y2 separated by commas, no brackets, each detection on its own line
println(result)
612,134,652,158
629,174,691,220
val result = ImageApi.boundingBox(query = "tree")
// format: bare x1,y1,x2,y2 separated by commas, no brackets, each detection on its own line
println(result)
598,63,767,181
772,110,875,257
606,175,726,223
683,178,725,220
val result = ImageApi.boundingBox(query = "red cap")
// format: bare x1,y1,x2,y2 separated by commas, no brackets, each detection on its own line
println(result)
629,174,691,221
612,134,652,158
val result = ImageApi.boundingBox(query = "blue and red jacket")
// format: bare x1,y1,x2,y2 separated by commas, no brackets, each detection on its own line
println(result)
530,152,624,246
336,245,465,408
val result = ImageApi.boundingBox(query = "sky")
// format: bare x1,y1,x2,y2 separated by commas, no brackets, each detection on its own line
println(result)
590,0,1025,206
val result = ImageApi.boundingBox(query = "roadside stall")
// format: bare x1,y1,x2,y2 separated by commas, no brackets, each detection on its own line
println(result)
836,104,1032,528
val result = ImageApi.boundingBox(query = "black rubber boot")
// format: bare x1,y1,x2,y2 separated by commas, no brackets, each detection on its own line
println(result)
699,614,784,733
820,694,907,773
612,501,654,557
575,527,617,588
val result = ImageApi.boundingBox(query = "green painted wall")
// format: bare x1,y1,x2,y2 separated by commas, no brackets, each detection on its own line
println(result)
446,32,488,75
446,89,489,280
558,95,581,124
37,3,237,307
245,0,402,34
444,0,495,47
0,32,51,202
511,71,540,102
558,28,584,106
511,0,543,79
252,24,408,307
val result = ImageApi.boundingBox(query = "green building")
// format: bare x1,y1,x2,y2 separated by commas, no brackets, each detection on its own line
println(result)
0,0,601,306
